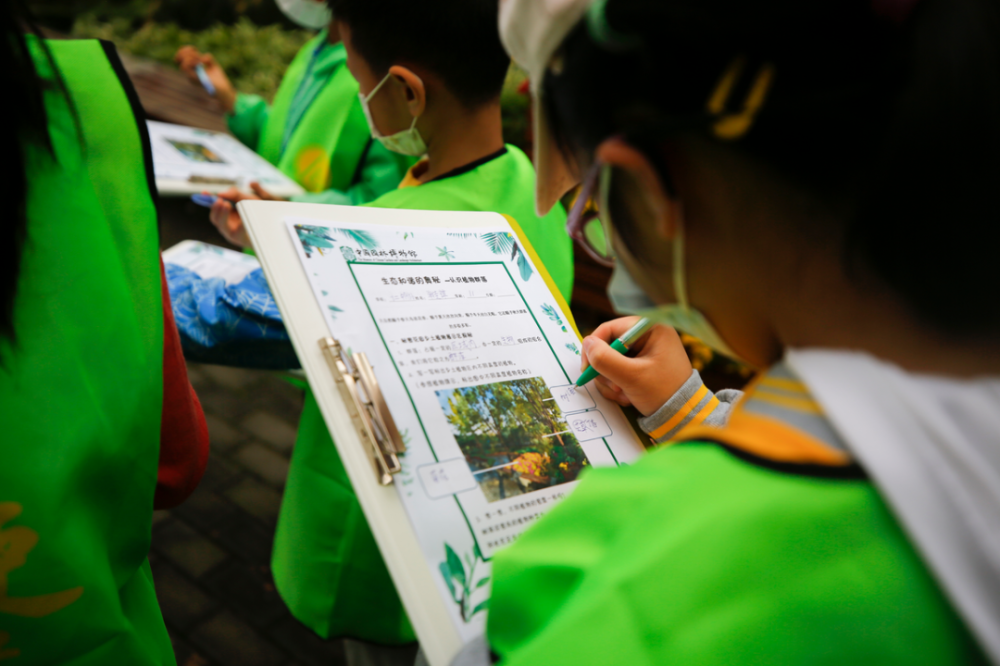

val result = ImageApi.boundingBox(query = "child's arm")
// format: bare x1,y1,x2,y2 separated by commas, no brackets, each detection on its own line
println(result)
636,369,742,444
225,93,270,151
581,317,742,443
166,264,299,370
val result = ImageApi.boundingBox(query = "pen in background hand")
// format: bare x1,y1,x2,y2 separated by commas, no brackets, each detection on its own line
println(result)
575,317,655,387
195,63,216,96
190,193,236,208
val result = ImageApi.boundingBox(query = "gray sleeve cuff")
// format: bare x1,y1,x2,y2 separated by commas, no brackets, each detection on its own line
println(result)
637,369,743,443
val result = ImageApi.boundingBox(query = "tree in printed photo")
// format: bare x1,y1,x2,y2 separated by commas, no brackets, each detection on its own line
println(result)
437,378,588,502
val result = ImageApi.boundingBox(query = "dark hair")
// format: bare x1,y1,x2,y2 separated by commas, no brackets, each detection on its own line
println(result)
328,0,510,109
2,0,54,350
546,0,1000,337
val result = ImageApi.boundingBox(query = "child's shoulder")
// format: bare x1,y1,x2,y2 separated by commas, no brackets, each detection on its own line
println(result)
363,146,528,213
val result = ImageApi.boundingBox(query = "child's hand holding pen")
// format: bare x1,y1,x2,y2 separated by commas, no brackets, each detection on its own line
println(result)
174,46,237,113
578,316,693,416
193,183,286,249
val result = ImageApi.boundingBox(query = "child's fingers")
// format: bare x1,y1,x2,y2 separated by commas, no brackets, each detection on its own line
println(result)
209,199,231,229
249,182,277,200
174,45,198,65
581,335,642,388
595,376,622,394
593,380,632,407
217,186,244,201
227,210,243,234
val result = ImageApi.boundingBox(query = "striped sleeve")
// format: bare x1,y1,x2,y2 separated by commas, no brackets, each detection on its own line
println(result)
638,370,743,444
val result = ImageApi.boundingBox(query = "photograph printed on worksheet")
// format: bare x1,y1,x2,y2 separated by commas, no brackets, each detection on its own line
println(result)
436,378,590,502
147,121,302,190
286,218,644,637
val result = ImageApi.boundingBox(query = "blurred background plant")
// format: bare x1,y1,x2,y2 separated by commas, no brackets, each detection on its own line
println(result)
30,0,537,140
72,15,311,101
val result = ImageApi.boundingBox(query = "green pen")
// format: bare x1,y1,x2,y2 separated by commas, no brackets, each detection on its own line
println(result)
575,317,655,387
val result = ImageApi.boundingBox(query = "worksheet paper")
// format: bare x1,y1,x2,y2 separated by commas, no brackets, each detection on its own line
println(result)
162,240,261,284
286,218,645,640
148,121,302,195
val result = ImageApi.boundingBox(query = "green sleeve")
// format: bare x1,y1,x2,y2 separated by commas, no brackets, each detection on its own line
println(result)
488,444,985,666
227,92,270,151
342,140,414,204
288,140,414,206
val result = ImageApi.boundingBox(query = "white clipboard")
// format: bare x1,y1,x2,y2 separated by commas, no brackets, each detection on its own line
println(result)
240,201,529,666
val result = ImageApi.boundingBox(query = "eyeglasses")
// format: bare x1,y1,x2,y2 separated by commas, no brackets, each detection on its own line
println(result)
565,161,614,267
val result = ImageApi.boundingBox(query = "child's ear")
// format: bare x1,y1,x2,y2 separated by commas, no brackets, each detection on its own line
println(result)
388,65,426,119
595,137,678,242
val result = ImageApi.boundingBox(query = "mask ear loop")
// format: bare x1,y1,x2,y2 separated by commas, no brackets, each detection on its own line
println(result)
362,71,393,104
365,71,424,133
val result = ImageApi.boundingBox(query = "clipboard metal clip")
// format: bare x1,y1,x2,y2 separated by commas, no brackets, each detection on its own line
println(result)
319,337,406,486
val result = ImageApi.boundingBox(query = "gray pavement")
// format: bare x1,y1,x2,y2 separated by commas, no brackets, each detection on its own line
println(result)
154,363,333,666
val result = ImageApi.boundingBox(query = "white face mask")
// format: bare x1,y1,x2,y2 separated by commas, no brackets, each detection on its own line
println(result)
601,167,742,362
358,72,428,157
275,0,331,29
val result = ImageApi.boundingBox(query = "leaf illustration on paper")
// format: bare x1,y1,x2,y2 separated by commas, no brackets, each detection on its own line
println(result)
541,303,562,325
294,224,336,258
437,246,455,261
515,247,534,282
566,342,580,355
541,303,568,332
330,228,379,250
440,542,489,622
482,231,514,256
446,544,466,587
327,305,344,319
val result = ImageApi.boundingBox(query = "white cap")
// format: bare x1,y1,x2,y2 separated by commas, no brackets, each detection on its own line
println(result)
499,0,594,215
276,0,332,30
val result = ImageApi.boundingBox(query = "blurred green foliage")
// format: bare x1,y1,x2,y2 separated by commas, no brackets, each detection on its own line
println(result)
71,16,311,101
62,1,533,145
30,0,295,32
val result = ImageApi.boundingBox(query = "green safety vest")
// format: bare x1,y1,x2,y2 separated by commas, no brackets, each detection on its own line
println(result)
243,34,371,194
487,372,987,665
271,147,575,643
0,38,169,664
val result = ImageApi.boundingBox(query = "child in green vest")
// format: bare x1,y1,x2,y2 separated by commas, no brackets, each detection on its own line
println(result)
4,10,211,664
174,0,413,244
261,0,577,651
460,0,1000,664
